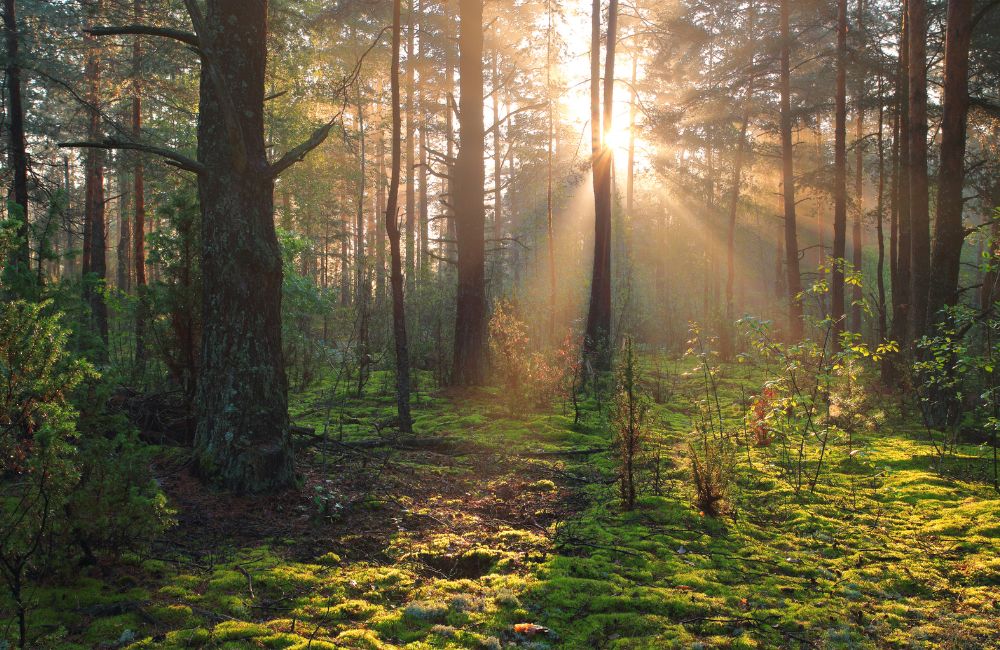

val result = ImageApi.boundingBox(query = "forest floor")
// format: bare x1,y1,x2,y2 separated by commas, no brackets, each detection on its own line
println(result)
6,358,1000,649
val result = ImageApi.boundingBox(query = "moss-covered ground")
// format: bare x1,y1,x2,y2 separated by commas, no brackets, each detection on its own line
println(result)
4,360,1000,648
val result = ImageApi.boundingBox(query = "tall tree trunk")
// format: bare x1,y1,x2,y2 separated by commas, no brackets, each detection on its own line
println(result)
889,2,912,379
851,0,865,334
492,47,503,292
356,92,366,301
133,0,148,362
117,165,132,291
723,89,752,359
876,70,888,342
928,0,973,322
546,0,556,339
585,0,618,370
418,94,429,283
3,0,31,290
452,0,487,385
780,0,804,340
908,0,930,339
417,0,429,282
387,0,412,430
832,0,848,348
376,127,387,301
192,0,292,493
83,0,109,353
626,55,637,218
405,0,416,294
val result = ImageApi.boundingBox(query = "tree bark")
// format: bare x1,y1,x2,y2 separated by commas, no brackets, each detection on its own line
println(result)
585,0,618,370
3,0,31,288
876,70,888,342
908,0,930,338
723,88,752,359
832,0,848,348
133,0,148,362
928,0,973,322
405,0,416,294
891,2,912,353
546,0,556,339
851,0,865,334
386,0,413,432
192,0,293,493
452,0,487,385
780,0,804,340
83,0,109,353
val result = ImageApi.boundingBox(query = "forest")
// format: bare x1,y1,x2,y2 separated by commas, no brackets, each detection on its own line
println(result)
1,0,1000,647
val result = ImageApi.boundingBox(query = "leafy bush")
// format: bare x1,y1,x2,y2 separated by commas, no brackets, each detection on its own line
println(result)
0,297,92,647
0,228,170,647
915,302,1000,487
488,300,579,413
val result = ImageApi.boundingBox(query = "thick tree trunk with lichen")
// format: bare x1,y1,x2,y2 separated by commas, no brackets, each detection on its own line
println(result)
192,0,293,494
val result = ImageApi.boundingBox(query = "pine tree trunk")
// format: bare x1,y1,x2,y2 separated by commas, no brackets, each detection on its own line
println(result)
780,0,804,340
134,0,148,362
192,0,293,493
3,0,31,287
851,0,865,334
723,92,752,359
452,0,487,385
928,0,973,322
585,0,617,370
907,0,930,338
832,0,848,349
405,0,416,295
83,0,109,353
876,72,888,342
892,2,911,349
387,0,413,431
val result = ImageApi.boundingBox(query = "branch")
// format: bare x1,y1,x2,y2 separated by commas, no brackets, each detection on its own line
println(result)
87,24,200,49
268,25,389,177
58,138,204,175
268,120,337,178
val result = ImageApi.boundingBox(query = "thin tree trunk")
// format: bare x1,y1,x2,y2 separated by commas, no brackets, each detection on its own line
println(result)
387,0,412,431
876,69,888,342
133,0,148,362
780,0,804,340
832,0,848,349
492,47,503,291
3,0,31,289
405,0,416,294
928,0,973,322
890,1,912,376
908,0,930,338
83,0,109,353
851,0,865,334
723,88,752,359
117,164,131,291
626,55,637,218
376,127,387,301
546,0,556,339
356,91,366,300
